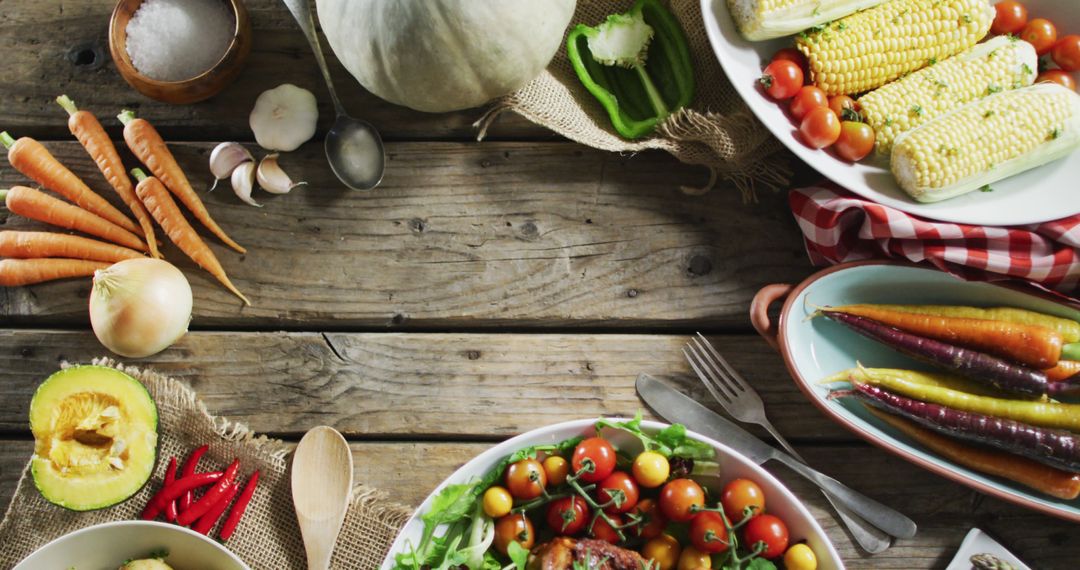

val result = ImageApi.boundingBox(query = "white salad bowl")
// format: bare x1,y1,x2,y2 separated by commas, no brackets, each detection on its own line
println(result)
13,519,251,570
380,418,844,569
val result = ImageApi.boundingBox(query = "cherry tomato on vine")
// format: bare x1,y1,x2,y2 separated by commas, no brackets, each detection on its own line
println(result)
677,545,713,570
631,498,668,539
632,451,670,488
597,471,640,514
546,496,590,535
790,86,829,121
482,486,513,518
720,478,765,522
1053,35,1080,72
760,60,804,100
799,107,841,149
689,511,730,554
743,514,789,559
572,437,616,483
784,543,818,570
543,455,570,486
659,478,705,522
590,513,623,543
1021,18,1058,56
505,458,547,500
493,514,535,555
641,534,682,570
991,0,1028,35
834,121,876,162
828,95,859,120
1039,70,1077,91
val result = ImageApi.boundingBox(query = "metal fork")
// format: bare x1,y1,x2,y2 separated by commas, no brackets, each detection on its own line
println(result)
684,333,895,554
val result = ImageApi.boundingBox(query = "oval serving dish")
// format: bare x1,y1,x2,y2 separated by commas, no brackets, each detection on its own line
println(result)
380,418,844,569
751,260,1080,522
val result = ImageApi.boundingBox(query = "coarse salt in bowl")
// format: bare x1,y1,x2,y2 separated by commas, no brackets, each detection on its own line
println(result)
125,0,235,82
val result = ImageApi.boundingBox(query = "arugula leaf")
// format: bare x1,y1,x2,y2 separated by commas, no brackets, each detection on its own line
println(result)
745,558,778,570
596,411,716,461
507,541,530,569
481,551,503,570
422,483,475,526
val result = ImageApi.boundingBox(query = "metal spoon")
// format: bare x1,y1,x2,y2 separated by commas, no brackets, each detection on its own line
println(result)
281,0,385,190
292,426,353,570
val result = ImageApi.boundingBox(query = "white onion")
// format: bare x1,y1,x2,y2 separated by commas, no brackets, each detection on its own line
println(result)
89,258,193,358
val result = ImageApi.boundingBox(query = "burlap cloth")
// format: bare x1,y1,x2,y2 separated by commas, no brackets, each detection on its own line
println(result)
0,358,412,569
477,0,789,199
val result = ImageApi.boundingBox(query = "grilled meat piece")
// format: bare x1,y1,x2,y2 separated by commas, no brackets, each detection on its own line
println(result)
527,537,649,570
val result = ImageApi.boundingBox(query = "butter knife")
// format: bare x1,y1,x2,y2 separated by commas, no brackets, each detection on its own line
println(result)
636,373,917,539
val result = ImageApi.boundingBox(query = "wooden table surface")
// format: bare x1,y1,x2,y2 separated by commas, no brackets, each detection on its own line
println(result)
1,2,1077,568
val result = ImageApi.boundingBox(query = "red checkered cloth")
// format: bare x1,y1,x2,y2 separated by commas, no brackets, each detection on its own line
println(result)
789,186,1080,294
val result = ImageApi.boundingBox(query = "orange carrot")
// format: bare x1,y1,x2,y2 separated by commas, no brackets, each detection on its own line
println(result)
0,231,143,263
869,408,1080,500
57,96,161,259
829,304,1063,368
132,169,250,305
1044,360,1080,383
1,187,148,252
1,131,141,236
0,258,109,286
119,110,245,253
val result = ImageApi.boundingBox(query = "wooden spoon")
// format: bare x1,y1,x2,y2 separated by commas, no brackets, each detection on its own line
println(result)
292,426,353,570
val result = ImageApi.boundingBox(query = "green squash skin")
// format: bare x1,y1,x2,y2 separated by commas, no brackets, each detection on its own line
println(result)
29,365,159,511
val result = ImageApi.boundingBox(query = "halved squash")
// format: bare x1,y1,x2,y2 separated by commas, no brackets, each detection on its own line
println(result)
29,365,158,511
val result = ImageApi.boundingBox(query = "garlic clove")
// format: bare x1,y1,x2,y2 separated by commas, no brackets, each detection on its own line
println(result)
209,142,253,191
231,161,262,207
256,153,307,195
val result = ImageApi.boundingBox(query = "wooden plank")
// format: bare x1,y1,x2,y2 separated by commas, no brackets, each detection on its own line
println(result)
0,142,812,328
1,330,842,439
0,0,549,141
2,439,1076,568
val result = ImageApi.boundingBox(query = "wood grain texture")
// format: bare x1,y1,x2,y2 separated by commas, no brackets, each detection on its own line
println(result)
0,0,545,141
1,439,1076,568
0,142,812,328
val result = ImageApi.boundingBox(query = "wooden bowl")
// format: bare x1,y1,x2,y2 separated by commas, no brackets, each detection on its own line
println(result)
109,0,252,104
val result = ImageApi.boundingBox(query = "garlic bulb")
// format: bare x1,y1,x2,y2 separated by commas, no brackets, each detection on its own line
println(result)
208,142,253,191
256,154,307,194
231,161,261,207
249,84,318,152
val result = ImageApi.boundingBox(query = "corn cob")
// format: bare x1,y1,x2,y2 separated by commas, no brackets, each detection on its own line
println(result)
726,0,889,41
891,83,1080,203
796,0,995,96
859,36,1037,153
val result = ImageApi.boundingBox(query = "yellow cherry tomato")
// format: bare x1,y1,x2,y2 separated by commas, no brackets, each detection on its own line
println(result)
482,486,513,518
543,455,570,486
677,545,712,570
632,451,671,488
783,543,818,570
642,534,682,570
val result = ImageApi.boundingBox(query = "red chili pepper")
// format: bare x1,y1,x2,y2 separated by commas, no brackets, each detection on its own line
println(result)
141,471,224,520
219,470,259,541
191,481,239,536
176,459,240,526
162,457,179,522
178,444,209,513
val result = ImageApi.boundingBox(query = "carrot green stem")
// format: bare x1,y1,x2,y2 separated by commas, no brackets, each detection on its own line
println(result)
0,132,15,149
56,95,78,116
0,189,8,204
131,168,148,183
117,109,137,125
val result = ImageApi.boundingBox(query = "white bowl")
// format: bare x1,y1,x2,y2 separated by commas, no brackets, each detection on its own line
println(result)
13,520,251,570
380,418,844,569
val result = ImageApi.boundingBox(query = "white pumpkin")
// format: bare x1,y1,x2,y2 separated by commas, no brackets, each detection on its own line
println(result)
316,0,577,113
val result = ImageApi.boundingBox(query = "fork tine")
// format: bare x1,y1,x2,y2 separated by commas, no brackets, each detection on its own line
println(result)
685,343,738,401
696,332,750,393
683,347,734,405
690,336,741,396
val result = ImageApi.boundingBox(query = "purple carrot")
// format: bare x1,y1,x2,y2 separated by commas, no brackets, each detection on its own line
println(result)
1050,377,1080,399
843,383,1080,472
823,310,1048,397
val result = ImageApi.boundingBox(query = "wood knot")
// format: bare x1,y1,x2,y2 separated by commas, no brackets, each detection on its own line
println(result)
688,255,713,276
519,221,539,239
20,347,35,358
390,313,406,325
408,218,427,233
626,288,639,298
67,43,105,70
464,350,481,360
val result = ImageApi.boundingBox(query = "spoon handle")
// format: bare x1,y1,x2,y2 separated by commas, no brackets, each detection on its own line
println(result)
280,0,345,114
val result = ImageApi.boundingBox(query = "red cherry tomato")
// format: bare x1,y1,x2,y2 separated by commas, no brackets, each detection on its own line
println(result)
720,478,766,523
771,47,808,74
1021,18,1058,56
991,0,1028,35
590,513,623,544
571,437,617,483
546,496,590,536
799,107,841,149
630,498,667,539
834,121,876,162
1052,35,1080,72
1038,70,1077,91
828,95,859,121
597,471,640,514
760,60,804,100
658,478,705,522
494,514,535,555
789,86,829,121
505,459,547,500
690,511,731,553
744,514,790,559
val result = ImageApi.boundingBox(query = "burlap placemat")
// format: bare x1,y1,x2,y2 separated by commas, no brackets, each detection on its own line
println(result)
477,0,789,199
0,358,412,569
